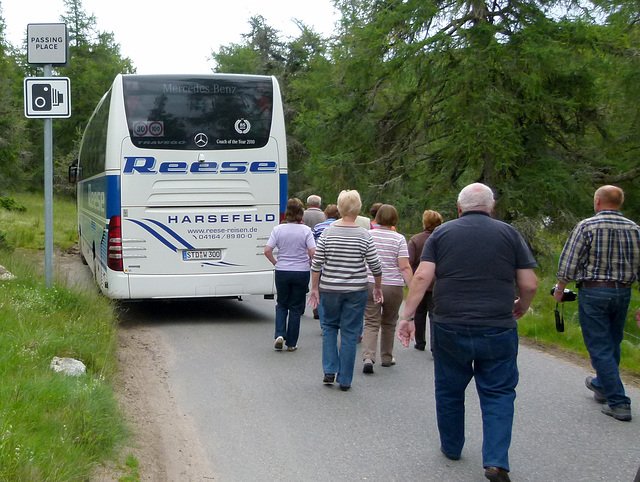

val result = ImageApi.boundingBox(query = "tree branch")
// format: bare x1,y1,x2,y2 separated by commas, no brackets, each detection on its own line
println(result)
592,167,640,184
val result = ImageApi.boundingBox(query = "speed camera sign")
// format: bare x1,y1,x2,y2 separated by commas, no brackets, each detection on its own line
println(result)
24,77,71,118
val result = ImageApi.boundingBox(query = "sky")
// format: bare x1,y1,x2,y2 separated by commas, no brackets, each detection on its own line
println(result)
2,0,340,74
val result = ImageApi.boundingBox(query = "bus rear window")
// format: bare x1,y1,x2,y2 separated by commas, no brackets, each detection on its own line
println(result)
123,75,274,150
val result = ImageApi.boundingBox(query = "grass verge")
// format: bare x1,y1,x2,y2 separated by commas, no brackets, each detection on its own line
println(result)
518,254,640,379
0,253,128,479
0,193,132,479
0,193,78,252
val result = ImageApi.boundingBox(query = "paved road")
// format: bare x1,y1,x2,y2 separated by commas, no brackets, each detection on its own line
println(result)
125,296,640,482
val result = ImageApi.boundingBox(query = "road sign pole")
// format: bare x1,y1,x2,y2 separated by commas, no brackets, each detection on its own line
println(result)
43,64,53,287
24,24,70,288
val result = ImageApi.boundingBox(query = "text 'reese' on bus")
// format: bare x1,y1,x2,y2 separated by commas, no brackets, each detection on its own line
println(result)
69,74,287,300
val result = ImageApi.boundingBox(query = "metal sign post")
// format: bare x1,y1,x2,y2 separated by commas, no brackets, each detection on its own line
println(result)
43,65,54,287
24,23,70,287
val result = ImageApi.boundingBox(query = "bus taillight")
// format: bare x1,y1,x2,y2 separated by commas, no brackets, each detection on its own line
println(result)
107,215,124,272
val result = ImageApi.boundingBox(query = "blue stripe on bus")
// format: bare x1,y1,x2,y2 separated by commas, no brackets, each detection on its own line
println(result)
127,219,178,252
143,219,195,250
106,174,121,219
202,261,242,267
279,173,288,215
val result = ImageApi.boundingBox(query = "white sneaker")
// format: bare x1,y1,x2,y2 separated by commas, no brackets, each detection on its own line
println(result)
274,336,284,350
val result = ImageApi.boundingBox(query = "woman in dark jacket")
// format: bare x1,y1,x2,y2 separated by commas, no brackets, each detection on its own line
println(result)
407,209,443,351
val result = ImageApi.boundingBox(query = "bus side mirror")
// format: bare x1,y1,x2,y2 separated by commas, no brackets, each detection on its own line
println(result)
68,163,82,183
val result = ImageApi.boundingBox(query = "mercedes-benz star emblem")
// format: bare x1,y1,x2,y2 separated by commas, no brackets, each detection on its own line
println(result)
194,133,209,148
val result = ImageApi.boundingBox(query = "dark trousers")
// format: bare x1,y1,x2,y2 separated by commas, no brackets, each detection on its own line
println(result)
414,290,434,350
274,270,310,348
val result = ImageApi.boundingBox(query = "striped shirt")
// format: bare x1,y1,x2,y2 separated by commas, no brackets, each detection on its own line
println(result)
311,224,382,293
366,229,409,286
312,218,336,241
557,210,640,285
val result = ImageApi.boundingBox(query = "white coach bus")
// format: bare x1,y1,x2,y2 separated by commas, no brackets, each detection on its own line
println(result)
70,74,287,300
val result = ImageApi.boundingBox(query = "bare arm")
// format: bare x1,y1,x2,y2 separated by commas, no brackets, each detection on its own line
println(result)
553,281,568,303
513,268,538,319
372,274,383,304
264,245,276,266
398,257,413,288
402,261,435,318
308,270,321,309
398,261,435,347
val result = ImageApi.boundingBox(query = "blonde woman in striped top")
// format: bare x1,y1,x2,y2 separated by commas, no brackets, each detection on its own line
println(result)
308,190,383,391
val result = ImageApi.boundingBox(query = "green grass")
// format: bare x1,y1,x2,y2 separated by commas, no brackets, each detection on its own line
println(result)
0,193,130,479
0,254,127,480
0,193,78,252
519,256,640,377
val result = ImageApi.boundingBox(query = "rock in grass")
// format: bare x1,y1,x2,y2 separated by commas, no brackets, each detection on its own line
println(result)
50,356,86,377
0,265,16,280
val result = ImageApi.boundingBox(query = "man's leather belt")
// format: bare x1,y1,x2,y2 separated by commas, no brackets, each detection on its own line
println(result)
581,281,632,288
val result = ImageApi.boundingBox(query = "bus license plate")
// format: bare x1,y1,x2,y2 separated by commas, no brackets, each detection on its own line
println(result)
183,249,221,261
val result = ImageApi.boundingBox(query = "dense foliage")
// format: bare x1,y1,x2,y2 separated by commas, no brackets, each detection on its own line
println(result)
1,0,639,237
0,0,134,196
212,2,640,237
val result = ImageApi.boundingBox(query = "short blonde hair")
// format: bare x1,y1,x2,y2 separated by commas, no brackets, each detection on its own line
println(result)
422,210,443,230
337,190,362,218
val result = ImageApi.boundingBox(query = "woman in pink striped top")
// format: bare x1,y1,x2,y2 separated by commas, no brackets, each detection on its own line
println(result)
362,204,413,373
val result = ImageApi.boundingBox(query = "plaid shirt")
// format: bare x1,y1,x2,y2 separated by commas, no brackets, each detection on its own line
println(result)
557,210,640,285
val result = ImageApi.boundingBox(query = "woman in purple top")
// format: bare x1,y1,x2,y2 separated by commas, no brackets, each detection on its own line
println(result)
264,198,316,351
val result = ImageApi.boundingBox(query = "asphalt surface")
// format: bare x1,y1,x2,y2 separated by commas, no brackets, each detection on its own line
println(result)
126,295,640,482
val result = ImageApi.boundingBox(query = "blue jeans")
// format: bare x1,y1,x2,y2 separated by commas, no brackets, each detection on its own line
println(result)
320,290,368,387
274,270,310,348
578,287,632,407
433,323,519,471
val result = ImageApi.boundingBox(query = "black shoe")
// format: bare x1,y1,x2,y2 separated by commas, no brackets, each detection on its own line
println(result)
440,446,460,461
601,403,632,421
339,384,350,391
363,359,374,374
414,342,426,351
485,466,511,482
323,373,335,384
585,376,607,403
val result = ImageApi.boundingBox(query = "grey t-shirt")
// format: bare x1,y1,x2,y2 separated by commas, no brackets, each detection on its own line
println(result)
421,211,537,328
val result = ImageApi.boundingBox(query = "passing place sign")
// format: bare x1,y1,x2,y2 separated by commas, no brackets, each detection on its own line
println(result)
27,23,68,65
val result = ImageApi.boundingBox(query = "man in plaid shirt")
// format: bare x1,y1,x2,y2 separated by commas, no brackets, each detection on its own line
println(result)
555,185,640,422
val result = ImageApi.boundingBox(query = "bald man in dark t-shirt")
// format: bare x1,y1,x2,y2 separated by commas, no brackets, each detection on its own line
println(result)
398,183,538,482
